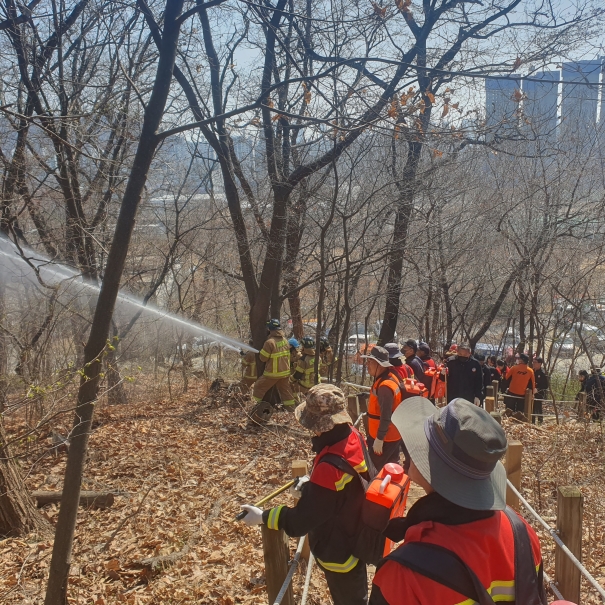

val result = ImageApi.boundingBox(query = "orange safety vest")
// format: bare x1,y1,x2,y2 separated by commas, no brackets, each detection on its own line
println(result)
368,372,404,442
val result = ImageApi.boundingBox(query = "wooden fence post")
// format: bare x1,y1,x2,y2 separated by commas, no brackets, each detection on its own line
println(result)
347,395,359,424
485,396,495,413
357,393,369,434
492,380,500,406
486,385,494,399
261,524,293,605
505,441,522,510
555,486,583,604
524,389,533,423
291,460,310,562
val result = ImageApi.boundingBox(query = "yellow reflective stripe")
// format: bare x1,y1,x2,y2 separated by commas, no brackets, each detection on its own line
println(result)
264,370,291,378
272,350,290,357
259,349,270,360
317,555,359,573
334,473,353,491
454,579,515,605
266,505,284,530
353,460,368,473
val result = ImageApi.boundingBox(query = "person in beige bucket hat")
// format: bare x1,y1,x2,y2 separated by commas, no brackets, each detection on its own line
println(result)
241,384,372,605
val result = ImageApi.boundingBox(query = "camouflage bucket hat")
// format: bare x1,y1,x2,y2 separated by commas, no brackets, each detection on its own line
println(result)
295,384,352,433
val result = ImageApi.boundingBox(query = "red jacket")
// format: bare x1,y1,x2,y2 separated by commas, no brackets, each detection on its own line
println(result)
371,497,543,605
262,425,369,571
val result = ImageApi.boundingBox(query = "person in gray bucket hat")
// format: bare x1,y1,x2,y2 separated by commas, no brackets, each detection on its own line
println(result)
369,397,546,605
241,384,372,605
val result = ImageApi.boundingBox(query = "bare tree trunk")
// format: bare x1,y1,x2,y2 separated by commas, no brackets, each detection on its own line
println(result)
0,422,48,537
378,137,423,345
44,3,185,602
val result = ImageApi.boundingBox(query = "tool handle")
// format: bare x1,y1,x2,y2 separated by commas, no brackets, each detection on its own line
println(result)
234,478,298,521
235,510,248,521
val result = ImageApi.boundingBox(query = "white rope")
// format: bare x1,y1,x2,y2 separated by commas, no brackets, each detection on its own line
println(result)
273,535,307,605
300,553,315,605
506,480,605,602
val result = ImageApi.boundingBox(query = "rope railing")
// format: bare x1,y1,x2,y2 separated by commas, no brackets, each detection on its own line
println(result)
506,480,605,602
300,553,315,605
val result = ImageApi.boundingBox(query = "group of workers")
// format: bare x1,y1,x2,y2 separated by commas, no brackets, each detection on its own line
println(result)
240,319,336,408
240,362,549,604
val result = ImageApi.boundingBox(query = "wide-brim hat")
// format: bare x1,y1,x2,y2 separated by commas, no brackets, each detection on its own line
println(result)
295,384,352,433
360,345,392,367
384,343,404,359
391,397,507,510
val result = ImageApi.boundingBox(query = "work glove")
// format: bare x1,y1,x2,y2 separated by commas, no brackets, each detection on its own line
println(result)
290,475,309,495
474,397,480,407
373,438,384,455
440,367,447,376
240,505,263,526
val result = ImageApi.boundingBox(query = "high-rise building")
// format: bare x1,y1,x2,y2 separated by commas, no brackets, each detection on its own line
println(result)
485,77,521,141
522,71,559,144
560,60,601,144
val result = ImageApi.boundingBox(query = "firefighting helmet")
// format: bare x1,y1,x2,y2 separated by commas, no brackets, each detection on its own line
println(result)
301,336,315,349
288,338,300,349
266,318,281,331
320,337,330,351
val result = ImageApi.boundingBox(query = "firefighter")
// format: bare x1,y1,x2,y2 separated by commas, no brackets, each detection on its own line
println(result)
370,397,546,605
291,336,320,394
319,336,337,377
252,319,296,408
360,346,406,471
289,338,301,374
504,354,536,416
240,384,371,605
239,343,257,392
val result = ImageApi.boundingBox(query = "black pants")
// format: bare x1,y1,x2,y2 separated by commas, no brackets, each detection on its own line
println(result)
533,391,545,424
504,391,524,414
323,561,368,605
367,437,403,471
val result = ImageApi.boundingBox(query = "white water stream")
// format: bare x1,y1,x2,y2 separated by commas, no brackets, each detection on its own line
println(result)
0,236,258,353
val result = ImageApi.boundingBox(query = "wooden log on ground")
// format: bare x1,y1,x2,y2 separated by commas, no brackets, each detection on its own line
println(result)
505,441,522,510
32,490,115,509
555,486,583,604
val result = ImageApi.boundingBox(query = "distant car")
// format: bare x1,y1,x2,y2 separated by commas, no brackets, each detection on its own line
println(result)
554,337,575,358
346,334,371,354
473,342,498,358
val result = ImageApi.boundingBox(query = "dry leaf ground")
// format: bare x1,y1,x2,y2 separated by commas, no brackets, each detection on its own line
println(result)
1,383,604,603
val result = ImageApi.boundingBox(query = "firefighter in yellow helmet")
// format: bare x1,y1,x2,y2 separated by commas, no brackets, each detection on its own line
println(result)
291,336,321,394
252,319,296,408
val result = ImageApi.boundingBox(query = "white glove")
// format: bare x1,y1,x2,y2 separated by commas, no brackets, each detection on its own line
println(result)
440,367,447,376
474,397,480,406
373,438,384,455
290,475,309,495
240,505,263,526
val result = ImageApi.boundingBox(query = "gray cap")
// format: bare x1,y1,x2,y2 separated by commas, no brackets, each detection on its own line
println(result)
391,397,508,510
360,346,392,368
384,343,403,359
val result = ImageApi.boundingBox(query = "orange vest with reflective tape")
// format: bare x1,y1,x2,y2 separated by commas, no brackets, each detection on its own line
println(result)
425,364,446,399
368,372,404,442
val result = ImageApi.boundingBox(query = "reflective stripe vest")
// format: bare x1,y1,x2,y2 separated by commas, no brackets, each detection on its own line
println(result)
371,509,543,605
368,371,404,442
368,372,429,441
259,336,290,378
295,351,319,389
